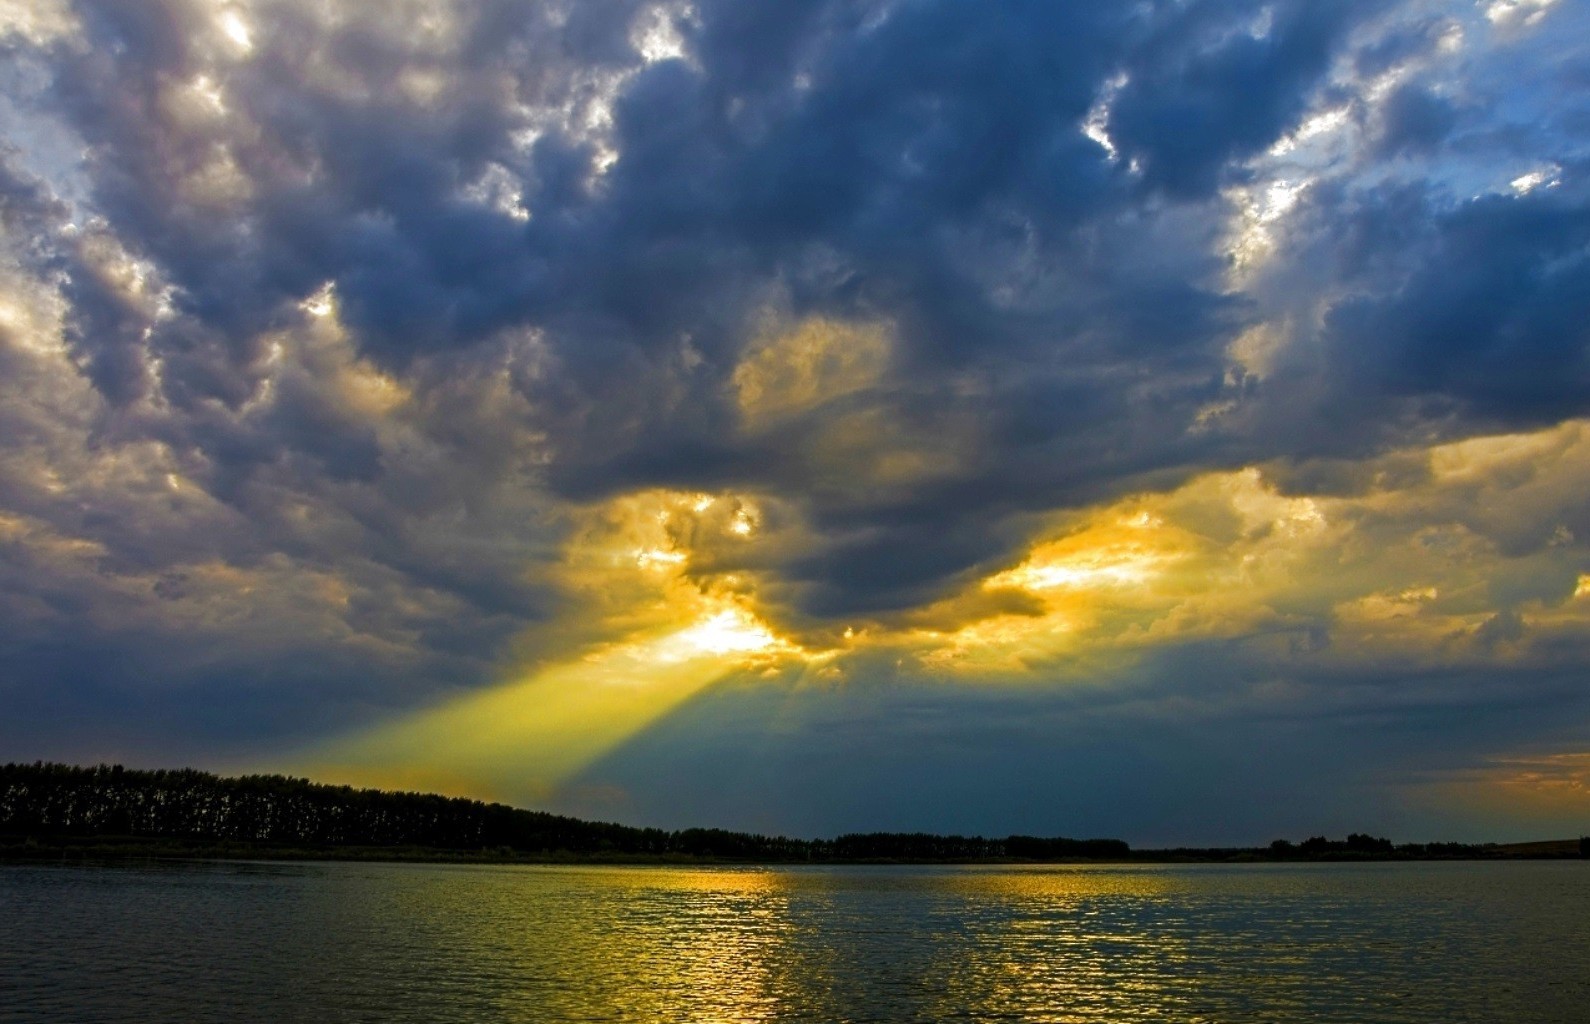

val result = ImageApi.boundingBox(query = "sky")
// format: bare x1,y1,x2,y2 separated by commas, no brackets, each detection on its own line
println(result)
1,0,1589,846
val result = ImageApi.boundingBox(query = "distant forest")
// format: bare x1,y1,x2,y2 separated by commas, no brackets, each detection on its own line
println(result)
0,763,1127,862
3,763,1584,863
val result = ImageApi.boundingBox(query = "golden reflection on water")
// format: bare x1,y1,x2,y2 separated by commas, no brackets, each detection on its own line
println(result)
577,869,793,1024
364,863,1459,1022
10,861,1589,1023
380,866,804,1023
922,867,1193,1022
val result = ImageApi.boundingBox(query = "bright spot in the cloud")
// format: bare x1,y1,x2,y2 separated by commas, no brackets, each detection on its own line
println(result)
459,164,531,222
729,509,756,536
994,537,1169,594
634,547,687,569
1227,179,1309,275
635,5,688,64
1511,166,1561,194
1575,575,1590,599
300,283,335,318
1081,114,1116,161
188,75,227,114
1002,555,1155,591
1081,72,1128,162
1486,0,1559,28
1296,107,1349,141
1258,181,1306,223
1289,499,1325,528
667,609,780,657
1269,107,1349,156
218,10,253,51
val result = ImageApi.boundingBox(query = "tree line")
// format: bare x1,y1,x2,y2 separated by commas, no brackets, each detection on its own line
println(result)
0,763,1128,862
7,763,1579,862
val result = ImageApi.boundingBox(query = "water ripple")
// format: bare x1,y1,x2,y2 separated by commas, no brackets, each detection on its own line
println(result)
2,861,1586,1023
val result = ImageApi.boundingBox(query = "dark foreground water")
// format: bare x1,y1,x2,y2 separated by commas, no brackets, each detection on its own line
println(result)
2,860,1587,1023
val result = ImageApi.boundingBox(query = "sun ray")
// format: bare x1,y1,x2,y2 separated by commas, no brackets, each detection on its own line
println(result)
294,602,797,804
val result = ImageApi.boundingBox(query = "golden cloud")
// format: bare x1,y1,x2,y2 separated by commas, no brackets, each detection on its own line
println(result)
731,317,892,431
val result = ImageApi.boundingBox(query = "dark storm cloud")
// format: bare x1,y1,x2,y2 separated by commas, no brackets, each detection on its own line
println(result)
512,0,1319,611
1109,0,1388,199
45,0,591,370
1324,179,1590,425
1227,0,1590,464
1371,83,1458,158
29,2,1337,537
0,74,563,761
5,0,1590,775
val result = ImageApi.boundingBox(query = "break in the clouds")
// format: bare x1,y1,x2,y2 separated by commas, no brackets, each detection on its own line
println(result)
2,0,1589,843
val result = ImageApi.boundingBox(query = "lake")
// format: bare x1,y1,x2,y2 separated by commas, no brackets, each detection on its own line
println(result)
1,859,1586,1022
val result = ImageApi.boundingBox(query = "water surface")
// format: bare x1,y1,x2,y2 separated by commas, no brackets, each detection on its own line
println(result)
2,859,1586,1022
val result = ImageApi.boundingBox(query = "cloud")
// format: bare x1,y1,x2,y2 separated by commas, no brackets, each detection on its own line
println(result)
730,316,892,431
6,1,1361,608
1109,0,1390,198
1371,83,1459,158
1311,180,1590,425
4,0,1590,838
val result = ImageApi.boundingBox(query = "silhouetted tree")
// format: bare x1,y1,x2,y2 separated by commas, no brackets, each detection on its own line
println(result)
1345,833,1393,853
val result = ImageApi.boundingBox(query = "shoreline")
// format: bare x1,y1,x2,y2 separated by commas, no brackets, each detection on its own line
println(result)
5,836,1583,867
